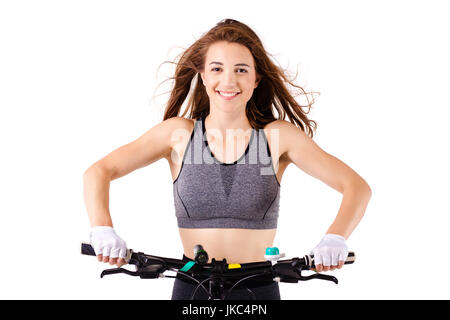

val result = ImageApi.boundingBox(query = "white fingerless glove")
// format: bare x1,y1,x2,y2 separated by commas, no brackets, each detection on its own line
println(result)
90,226,127,259
311,234,348,267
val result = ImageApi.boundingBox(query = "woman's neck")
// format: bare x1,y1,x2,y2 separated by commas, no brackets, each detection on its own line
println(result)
205,111,252,137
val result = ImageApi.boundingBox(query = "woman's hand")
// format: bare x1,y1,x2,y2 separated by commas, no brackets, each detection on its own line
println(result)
90,226,127,267
310,234,348,272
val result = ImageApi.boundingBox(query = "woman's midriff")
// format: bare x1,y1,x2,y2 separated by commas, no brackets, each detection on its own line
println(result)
178,228,277,264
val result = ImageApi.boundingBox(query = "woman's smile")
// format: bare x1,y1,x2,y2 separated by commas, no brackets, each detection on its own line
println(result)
216,90,241,100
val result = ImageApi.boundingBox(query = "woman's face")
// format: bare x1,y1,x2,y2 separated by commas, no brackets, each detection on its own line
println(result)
200,41,260,115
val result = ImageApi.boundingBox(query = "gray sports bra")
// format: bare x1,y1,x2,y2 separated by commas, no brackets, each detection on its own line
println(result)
173,116,281,229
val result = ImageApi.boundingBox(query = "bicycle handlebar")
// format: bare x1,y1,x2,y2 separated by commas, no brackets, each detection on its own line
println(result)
81,243,355,285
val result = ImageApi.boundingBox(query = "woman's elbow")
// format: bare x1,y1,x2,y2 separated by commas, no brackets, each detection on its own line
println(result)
347,178,372,198
358,179,372,199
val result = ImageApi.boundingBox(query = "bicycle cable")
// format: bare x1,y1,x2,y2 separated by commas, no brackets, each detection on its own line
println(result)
224,272,269,300
168,268,214,300
191,276,214,300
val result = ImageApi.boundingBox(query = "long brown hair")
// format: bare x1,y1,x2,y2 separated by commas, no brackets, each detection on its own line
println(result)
157,19,318,137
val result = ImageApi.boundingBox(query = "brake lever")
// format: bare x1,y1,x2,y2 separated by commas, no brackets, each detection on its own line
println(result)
297,270,338,284
291,258,339,284
100,267,140,278
100,264,167,279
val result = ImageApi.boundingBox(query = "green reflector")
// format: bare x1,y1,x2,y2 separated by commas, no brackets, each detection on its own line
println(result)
265,247,279,256
180,261,195,272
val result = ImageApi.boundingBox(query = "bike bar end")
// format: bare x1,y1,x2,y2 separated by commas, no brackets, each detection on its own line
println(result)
125,249,132,263
81,243,96,256
345,252,356,264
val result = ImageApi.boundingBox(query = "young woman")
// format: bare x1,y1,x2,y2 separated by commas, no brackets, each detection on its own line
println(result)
83,19,372,300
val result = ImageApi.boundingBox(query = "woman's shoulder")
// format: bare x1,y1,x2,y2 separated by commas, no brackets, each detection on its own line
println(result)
263,119,307,136
262,119,303,163
163,116,196,131
159,117,196,159
263,119,290,130
262,119,295,139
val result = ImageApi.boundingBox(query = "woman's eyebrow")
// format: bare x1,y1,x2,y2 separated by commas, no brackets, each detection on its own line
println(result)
209,61,250,67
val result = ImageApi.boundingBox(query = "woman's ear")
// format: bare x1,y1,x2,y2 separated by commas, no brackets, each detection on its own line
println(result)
255,74,261,88
200,72,205,86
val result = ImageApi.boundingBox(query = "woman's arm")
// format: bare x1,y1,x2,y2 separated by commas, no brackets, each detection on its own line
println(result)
325,179,371,238
82,117,187,266
83,116,185,227
273,120,372,237
83,165,114,227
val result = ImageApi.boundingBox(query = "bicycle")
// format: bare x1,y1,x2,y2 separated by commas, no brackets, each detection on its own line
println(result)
81,243,355,300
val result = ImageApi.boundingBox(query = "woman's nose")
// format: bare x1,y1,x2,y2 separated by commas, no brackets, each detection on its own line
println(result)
221,69,237,85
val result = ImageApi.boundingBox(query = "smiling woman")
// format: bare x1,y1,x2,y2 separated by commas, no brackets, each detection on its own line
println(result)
160,19,318,134
83,18,371,301
200,41,259,114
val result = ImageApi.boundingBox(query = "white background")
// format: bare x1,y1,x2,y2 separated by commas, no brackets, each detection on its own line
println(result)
1,0,449,299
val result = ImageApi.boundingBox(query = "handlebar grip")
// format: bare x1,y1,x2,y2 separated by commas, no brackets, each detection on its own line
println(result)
309,251,355,268
81,243,96,256
345,252,356,265
80,243,133,263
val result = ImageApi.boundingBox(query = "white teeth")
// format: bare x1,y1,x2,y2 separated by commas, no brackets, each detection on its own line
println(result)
218,91,239,97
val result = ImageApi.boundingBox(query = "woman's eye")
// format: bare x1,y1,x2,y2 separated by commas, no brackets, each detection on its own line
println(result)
210,68,248,73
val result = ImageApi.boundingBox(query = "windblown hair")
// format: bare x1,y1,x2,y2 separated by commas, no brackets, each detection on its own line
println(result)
157,19,318,137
